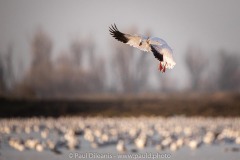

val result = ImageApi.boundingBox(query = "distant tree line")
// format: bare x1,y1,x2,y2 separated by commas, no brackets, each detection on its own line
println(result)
185,46,240,91
0,29,240,97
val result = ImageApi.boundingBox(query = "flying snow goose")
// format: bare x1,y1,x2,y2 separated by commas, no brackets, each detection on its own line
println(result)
109,24,176,72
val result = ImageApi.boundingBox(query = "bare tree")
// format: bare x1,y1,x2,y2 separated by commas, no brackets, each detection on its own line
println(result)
52,52,86,96
70,39,84,68
50,38,107,96
84,41,106,93
185,46,208,91
0,53,4,92
0,44,15,93
132,52,150,92
5,45,15,90
111,42,150,93
31,29,52,70
217,51,240,91
112,45,134,92
20,29,54,97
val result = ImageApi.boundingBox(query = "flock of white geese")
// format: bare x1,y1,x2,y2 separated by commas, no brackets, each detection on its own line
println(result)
0,117,240,154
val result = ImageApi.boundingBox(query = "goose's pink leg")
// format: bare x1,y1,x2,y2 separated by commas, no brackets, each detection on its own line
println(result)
159,62,163,71
163,62,167,73
163,66,166,73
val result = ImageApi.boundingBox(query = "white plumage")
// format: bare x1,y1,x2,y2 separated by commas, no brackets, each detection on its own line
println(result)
109,24,176,72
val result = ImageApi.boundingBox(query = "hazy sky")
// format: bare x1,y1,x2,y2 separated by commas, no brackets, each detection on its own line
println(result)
0,0,240,89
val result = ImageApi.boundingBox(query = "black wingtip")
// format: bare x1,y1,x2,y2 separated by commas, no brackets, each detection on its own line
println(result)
151,45,163,61
109,24,129,43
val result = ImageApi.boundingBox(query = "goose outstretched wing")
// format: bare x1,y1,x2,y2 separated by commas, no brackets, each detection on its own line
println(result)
109,24,151,52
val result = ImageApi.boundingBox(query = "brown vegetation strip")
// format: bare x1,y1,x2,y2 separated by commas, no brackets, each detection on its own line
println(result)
0,93,240,118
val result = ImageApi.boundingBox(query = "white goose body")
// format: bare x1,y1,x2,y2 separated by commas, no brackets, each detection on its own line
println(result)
109,24,176,72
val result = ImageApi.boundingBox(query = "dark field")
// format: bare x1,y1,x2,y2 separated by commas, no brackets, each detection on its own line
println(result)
0,92,240,118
